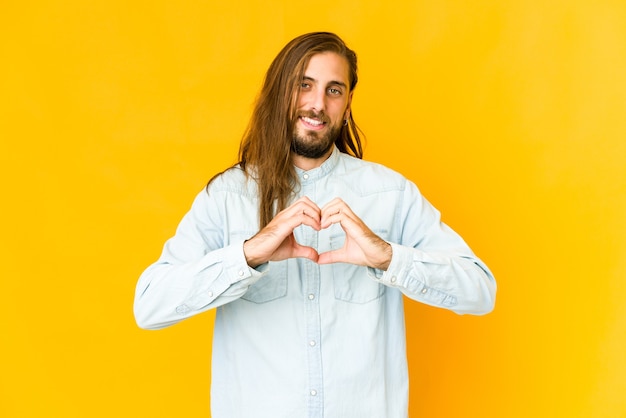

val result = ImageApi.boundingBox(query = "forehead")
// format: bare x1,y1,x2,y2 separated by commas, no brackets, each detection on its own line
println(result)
304,52,350,86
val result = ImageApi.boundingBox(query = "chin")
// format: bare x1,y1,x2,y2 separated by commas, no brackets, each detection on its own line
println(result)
292,137,333,159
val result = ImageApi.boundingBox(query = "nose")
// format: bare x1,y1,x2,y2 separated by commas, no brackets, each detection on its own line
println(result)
307,86,326,113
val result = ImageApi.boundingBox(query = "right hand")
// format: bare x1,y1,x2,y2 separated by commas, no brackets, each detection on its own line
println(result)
243,196,321,268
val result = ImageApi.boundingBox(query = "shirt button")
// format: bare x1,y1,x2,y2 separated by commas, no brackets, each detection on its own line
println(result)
309,340,316,347
303,173,309,180
175,305,189,314
310,389,317,396
208,291,214,297
390,276,397,283
421,287,428,294
238,270,244,277
308,294,315,300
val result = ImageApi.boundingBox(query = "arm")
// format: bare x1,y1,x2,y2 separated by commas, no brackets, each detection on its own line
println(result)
377,239,496,315
317,182,496,315
133,190,264,330
384,180,496,314
134,193,326,329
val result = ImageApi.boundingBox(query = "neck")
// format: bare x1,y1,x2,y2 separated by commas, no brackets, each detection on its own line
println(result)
292,147,334,171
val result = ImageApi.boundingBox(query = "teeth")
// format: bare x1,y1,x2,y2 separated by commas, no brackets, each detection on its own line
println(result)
302,116,324,126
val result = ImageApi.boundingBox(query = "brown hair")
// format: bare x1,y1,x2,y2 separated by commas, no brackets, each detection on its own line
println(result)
211,32,363,228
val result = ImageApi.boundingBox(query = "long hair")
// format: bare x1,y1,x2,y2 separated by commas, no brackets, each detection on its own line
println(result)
211,32,363,228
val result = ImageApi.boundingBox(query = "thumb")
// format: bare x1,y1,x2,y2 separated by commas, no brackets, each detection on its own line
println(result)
316,249,344,265
293,244,320,263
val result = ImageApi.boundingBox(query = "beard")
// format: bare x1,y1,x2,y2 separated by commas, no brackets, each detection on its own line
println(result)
291,111,342,159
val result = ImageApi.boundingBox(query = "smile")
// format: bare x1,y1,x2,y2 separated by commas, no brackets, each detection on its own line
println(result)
300,116,326,129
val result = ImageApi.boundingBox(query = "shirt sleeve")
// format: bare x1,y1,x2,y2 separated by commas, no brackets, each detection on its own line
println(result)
133,190,266,330
368,180,497,315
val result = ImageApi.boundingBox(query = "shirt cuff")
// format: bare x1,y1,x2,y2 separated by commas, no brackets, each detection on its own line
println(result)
368,243,457,307
367,242,411,286
184,240,265,310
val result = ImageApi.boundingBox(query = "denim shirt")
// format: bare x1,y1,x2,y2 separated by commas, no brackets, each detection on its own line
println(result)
134,146,496,418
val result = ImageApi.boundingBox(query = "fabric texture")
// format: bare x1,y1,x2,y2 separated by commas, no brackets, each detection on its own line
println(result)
134,146,496,418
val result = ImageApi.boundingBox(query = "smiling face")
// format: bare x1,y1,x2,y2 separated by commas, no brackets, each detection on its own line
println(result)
291,52,352,169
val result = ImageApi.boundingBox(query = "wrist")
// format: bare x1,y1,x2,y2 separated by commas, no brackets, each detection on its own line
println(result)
243,239,265,268
373,242,392,271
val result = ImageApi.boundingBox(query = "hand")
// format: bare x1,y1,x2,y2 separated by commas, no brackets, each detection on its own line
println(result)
243,196,321,268
317,198,392,270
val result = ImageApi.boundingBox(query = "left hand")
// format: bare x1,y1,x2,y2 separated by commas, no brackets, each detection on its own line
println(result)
317,198,392,270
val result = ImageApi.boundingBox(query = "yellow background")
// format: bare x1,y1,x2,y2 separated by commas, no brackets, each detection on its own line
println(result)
2,1,625,417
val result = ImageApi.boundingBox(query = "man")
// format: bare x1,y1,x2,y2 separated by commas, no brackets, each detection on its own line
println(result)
134,32,496,417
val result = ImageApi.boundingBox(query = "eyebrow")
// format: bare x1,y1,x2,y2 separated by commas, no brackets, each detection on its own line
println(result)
303,75,348,89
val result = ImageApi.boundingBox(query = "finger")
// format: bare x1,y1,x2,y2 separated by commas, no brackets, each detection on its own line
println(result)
321,197,356,216
320,197,344,215
292,243,320,263
290,196,321,216
317,249,347,265
300,205,321,222
297,207,321,231
295,196,321,212
293,198,322,229
271,198,321,231
321,203,357,229
320,210,342,229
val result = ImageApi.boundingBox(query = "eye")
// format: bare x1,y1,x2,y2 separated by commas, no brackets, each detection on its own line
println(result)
328,87,342,95
300,82,311,89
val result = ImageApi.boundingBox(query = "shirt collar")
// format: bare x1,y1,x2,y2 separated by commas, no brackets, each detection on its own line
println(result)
294,145,340,182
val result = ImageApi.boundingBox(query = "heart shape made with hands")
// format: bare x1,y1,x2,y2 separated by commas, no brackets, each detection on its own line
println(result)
279,197,391,269
244,197,391,270
294,219,344,263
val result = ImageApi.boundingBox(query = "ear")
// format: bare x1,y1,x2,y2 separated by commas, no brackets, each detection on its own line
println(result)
344,92,353,121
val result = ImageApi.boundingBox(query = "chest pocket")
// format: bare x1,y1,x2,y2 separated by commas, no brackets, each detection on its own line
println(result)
330,231,387,304
241,261,288,303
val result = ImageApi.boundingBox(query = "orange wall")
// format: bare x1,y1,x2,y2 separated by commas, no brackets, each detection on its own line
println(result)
1,1,625,417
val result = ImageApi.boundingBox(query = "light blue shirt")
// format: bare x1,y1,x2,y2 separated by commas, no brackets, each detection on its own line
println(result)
134,146,496,418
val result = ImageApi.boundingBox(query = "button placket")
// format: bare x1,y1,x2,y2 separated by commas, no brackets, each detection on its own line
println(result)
299,175,323,414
